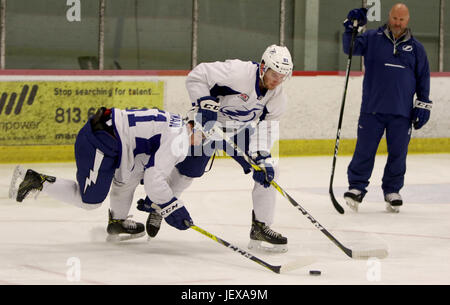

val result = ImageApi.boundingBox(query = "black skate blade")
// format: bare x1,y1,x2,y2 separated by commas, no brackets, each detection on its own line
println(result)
106,231,146,243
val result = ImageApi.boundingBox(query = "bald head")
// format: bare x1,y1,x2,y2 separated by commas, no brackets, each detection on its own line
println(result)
390,3,410,16
388,3,410,38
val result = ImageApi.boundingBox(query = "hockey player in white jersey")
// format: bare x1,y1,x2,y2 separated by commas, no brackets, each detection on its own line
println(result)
9,107,195,242
141,45,293,252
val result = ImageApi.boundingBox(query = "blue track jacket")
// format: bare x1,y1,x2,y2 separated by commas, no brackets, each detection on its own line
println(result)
343,25,430,119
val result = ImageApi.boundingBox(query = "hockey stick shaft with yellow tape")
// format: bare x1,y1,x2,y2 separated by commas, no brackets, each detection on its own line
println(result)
209,125,388,260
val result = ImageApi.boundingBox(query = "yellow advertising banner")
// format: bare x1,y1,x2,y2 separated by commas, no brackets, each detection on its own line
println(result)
0,81,164,146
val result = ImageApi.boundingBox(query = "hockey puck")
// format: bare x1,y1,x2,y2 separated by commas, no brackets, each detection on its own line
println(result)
309,270,321,276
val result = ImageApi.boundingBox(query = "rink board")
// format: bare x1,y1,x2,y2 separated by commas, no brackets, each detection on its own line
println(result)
1,71,449,163
0,81,164,146
1,137,449,163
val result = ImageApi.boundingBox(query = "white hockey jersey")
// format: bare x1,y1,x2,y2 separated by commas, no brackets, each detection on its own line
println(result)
186,59,287,153
111,108,189,203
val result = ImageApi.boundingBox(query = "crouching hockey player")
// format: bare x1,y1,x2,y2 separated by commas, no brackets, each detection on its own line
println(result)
138,44,293,253
9,107,195,242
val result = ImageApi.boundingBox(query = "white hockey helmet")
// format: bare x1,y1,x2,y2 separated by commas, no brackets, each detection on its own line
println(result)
260,44,293,80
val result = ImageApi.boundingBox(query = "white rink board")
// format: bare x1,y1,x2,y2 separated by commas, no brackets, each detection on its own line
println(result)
1,154,450,285
152,74,450,140
1,74,449,141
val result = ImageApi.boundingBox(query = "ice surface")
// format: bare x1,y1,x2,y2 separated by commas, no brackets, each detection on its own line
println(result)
1,154,449,285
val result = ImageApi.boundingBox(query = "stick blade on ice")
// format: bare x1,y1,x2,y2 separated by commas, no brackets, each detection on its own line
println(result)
330,189,345,214
352,248,389,260
280,256,317,274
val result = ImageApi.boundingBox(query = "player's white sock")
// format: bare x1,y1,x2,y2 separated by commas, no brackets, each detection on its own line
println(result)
43,178,102,210
251,165,278,225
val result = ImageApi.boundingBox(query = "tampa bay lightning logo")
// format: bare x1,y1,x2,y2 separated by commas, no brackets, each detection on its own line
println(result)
402,45,413,52
220,106,263,122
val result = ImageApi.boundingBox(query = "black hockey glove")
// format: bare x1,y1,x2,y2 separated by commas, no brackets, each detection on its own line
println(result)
195,97,220,131
344,8,368,31
138,197,193,230
412,99,432,130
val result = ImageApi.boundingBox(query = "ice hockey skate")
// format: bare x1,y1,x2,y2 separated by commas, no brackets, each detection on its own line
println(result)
385,193,402,213
248,211,288,253
146,210,163,239
9,165,56,202
136,198,163,239
344,189,364,212
106,209,145,242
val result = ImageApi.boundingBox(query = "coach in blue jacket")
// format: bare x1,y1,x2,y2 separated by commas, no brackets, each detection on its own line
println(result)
342,3,432,213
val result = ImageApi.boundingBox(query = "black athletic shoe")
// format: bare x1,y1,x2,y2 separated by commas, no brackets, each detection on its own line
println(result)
248,211,287,253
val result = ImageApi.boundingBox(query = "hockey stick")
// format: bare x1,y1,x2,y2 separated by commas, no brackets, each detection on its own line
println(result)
186,221,315,274
209,125,388,260
329,19,359,214
150,203,314,273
